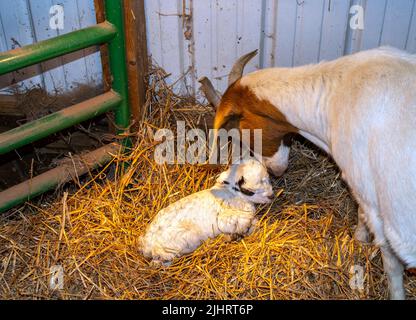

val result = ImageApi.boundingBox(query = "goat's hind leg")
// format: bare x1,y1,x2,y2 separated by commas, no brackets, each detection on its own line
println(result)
380,244,405,300
354,206,371,243
354,203,405,299
218,209,256,236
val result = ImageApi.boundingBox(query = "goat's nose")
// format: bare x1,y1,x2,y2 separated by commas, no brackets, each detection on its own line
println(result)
267,168,276,177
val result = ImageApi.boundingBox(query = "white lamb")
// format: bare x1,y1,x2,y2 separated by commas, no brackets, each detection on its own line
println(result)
140,158,273,265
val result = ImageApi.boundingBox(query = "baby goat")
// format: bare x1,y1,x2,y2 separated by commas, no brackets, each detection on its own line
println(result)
141,159,273,265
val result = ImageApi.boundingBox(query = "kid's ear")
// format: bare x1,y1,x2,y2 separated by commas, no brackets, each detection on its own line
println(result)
216,164,240,184
216,170,231,184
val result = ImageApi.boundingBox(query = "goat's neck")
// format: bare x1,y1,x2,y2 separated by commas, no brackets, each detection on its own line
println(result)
243,66,333,153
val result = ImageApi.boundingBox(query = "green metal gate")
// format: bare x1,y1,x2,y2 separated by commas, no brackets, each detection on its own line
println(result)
0,0,130,212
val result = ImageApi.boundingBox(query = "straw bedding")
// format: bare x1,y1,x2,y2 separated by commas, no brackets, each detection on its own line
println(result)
0,66,415,300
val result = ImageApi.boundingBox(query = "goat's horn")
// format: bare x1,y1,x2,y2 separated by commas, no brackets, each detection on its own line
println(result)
198,76,221,108
228,49,258,86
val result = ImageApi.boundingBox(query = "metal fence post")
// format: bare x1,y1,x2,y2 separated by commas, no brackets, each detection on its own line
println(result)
105,0,131,134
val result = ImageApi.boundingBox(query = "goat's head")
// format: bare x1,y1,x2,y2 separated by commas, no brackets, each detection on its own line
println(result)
199,51,297,177
216,158,273,204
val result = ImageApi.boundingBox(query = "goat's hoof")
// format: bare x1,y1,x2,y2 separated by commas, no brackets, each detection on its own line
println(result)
354,226,371,244
223,234,234,242
224,234,243,242
150,259,172,268
390,290,406,300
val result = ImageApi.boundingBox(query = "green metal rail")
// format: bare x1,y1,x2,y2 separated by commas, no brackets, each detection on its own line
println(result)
0,22,116,75
0,0,131,212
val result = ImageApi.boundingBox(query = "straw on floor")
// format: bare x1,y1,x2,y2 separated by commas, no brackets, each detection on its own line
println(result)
0,65,415,300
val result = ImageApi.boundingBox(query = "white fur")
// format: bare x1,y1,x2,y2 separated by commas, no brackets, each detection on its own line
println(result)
262,140,291,177
141,159,273,265
241,46,416,299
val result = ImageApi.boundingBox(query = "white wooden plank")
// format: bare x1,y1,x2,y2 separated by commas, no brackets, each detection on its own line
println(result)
214,0,238,92
157,0,183,89
144,0,163,67
293,0,326,66
56,0,89,92
261,0,276,68
406,2,416,53
274,0,298,67
76,0,102,91
179,0,195,96
28,0,66,93
0,13,14,90
380,0,414,49
236,0,261,73
0,0,44,91
344,0,365,54
193,0,215,95
360,0,387,50
194,0,261,94
319,0,350,61
208,0,220,91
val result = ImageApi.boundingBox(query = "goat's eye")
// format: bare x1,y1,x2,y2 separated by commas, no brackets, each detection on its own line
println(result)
239,187,255,197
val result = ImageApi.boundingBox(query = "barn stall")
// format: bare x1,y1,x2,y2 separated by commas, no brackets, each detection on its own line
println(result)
0,0,415,299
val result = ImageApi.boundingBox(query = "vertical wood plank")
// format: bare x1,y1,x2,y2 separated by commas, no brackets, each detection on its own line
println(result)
193,0,216,95
319,0,350,61
180,0,196,96
144,0,163,68
261,0,277,68
214,0,238,92
157,0,182,88
57,0,88,92
380,0,414,49
0,14,14,89
76,0,102,92
274,0,298,67
0,0,44,91
406,2,416,52
93,0,111,91
28,0,66,93
293,0,326,66
236,0,261,73
360,0,387,50
124,0,149,127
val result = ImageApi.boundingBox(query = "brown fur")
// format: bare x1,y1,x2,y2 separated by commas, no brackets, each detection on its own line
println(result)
214,82,298,157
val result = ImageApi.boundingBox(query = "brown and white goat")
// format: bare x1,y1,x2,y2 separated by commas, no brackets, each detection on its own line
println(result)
200,46,416,299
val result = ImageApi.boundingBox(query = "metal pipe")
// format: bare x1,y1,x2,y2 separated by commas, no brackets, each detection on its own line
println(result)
0,91,122,155
0,3,132,212
105,0,131,133
0,22,116,75
0,143,120,213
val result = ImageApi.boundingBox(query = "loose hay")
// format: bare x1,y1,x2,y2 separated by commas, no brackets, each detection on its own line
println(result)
0,65,415,300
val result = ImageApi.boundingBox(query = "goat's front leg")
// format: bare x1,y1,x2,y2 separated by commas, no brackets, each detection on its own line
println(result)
217,209,256,236
380,244,405,300
350,202,405,299
354,206,371,243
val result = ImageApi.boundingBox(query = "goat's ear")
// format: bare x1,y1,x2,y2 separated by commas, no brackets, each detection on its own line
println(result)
199,77,221,109
214,103,241,130
216,169,232,184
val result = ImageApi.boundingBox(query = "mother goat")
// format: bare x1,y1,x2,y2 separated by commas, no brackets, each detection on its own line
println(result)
200,46,416,299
